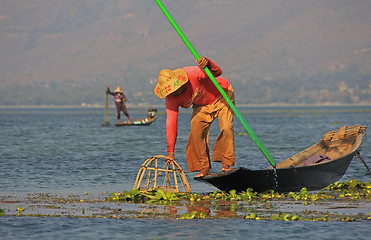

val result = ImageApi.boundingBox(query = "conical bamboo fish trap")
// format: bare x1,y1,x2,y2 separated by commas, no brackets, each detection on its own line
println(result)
133,155,191,193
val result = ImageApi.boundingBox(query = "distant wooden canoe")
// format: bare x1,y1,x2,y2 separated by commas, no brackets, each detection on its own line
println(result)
115,116,157,127
195,125,368,192
115,108,157,127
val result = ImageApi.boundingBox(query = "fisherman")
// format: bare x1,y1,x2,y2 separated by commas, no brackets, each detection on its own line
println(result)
107,85,132,124
154,56,235,178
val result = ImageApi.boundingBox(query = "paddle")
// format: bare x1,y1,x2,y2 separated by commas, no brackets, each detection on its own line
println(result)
155,0,276,168
356,151,371,175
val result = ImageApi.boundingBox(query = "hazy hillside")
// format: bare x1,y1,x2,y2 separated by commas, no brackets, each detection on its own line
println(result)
0,0,370,106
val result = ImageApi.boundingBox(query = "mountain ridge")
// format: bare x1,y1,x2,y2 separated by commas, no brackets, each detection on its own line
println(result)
0,0,370,105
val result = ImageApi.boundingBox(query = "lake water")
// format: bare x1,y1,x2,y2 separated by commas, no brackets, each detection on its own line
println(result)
0,106,370,239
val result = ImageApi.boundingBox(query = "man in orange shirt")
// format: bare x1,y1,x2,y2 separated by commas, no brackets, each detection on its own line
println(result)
154,56,235,178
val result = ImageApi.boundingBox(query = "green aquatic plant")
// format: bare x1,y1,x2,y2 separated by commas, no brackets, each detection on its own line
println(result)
17,206,25,216
286,188,310,201
228,189,238,201
2,179,370,220
340,216,356,222
141,188,182,204
269,212,337,222
207,189,241,201
242,188,257,201
300,188,308,199
208,191,225,200
108,179,370,205
178,210,207,219
269,212,301,221
257,190,286,201
106,188,187,205
325,179,370,190
324,179,371,199
244,213,262,220
107,188,143,203
106,179,371,222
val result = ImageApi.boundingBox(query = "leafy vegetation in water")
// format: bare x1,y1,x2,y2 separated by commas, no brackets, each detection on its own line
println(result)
106,188,187,205
1,180,369,221
17,206,25,216
108,179,370,204
178,211,208,219
105,179,371,221
324,179,371,199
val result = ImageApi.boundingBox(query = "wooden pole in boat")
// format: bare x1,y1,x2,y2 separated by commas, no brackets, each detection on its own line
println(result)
154,0,276,167
104,88,110,126
356,151,371,175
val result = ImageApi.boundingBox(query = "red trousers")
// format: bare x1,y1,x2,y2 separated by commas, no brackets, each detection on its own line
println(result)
186,85,235,172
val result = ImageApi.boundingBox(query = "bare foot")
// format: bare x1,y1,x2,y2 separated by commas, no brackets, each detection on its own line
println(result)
222,164,232,171
195,169,210,178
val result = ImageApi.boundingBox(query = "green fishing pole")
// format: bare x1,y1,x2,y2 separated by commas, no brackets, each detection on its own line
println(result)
154,0,276,168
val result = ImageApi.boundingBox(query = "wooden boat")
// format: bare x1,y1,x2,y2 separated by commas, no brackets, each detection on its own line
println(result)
195,125,368,193
115,117,157,126
115,108,157,127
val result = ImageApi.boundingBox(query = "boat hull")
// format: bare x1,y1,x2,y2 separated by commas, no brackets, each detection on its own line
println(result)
115,121,154,126
197,151,356,192
196,125,367,192
115,117,156,127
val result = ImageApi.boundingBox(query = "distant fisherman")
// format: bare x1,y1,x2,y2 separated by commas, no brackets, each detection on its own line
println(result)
107,86,132,124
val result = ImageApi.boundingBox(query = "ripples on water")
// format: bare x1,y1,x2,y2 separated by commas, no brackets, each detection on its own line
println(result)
0,106,370,239
0,217,370,240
